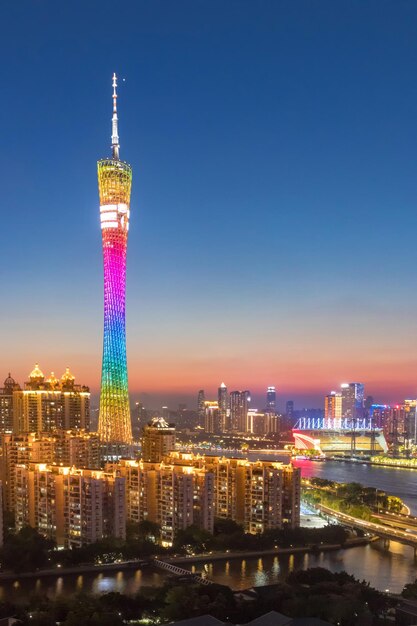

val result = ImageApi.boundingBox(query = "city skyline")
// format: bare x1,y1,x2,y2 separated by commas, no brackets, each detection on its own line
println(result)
3,2,417,407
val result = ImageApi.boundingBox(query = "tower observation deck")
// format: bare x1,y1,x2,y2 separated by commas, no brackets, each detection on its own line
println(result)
97,73,133,445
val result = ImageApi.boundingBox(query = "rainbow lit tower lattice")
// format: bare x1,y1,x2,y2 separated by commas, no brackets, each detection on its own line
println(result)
97,73,133,444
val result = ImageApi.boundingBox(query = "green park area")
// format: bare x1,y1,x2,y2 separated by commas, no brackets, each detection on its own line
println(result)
302,478,403,521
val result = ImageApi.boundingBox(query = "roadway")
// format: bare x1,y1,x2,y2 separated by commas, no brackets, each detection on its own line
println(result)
316,503,417,550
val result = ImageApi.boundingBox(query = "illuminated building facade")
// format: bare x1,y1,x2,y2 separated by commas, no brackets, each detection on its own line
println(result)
324,391,342,419
109,457,214,547
15,463,125,548
98,73,133,445
230,390,251,432
266,386,276,412
246,409,279,435
1,430,100,511
204,400,221,434
204,454,300,532
341,382,364,419
113,452,300,545
12,364,90,434
197,389,205,425
404,399,417,442
0,374,20,432
218,382,229,431
141,417,176,462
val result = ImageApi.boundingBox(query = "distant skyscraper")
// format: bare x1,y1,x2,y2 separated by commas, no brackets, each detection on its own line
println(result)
230,390,251,432
285,400,294,420
98,73,133,445
266,386,276,413
341,383,364,420
218,382,228,430
204,401,221,434
324,391,342,419
404,399,417,442
197,389,205,424
364,395,374,415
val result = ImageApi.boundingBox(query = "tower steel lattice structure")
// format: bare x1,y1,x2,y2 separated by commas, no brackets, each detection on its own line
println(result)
97,73,133,444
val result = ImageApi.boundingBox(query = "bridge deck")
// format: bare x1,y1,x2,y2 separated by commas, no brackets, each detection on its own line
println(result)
317,504,417,548
153,558,213,585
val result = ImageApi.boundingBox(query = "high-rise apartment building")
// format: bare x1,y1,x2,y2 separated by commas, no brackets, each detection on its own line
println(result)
341,383,364,420
204,455,300,532
266,386,276,413
1,430,101,511
113,452,299,545
111,457,214,547
12,365,90,434
98,74,133,445
230,390,251,432
0,374,20,433
15,463,125,548
141,417,176,462
324,391,342,419
218,382,229,431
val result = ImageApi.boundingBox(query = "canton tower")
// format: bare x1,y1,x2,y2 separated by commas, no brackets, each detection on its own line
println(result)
97,73,133,444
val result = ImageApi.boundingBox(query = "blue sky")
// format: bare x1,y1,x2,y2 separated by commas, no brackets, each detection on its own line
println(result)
2,1,417,409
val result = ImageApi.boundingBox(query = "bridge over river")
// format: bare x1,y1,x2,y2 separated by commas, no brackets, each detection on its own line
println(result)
317,503,417,555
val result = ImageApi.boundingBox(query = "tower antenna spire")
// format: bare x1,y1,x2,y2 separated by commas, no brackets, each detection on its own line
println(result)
111,72,120,160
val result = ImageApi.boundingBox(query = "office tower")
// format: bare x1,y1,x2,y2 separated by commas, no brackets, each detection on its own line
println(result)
364,395,374,416
15,463,126,548
230,390,251,432
247,410,278,435
324,391,342,419
404,399,417,442
370,404,390,429
341,382,365,419
285,400,294,421
0,374,20,432
204,401,221,434
247,409,263,434
13,364,90,434
141,417,176,462
218,382,229,430
383,405,408,452
98,73,133,445
197,389,205,425
266,386,276,413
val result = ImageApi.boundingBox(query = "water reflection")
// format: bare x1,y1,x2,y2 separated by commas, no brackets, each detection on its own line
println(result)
2,462,417,600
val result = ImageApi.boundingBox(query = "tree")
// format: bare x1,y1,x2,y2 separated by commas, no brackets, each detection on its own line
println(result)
0,526,55,573
162,585,199,622
173,525,212,552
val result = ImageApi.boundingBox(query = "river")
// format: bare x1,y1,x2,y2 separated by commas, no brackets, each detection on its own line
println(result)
2,460,417,600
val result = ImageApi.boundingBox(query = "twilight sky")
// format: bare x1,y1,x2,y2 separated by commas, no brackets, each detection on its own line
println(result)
2,0,417,410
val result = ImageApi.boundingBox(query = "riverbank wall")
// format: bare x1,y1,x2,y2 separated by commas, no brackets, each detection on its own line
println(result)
0,537,368,583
